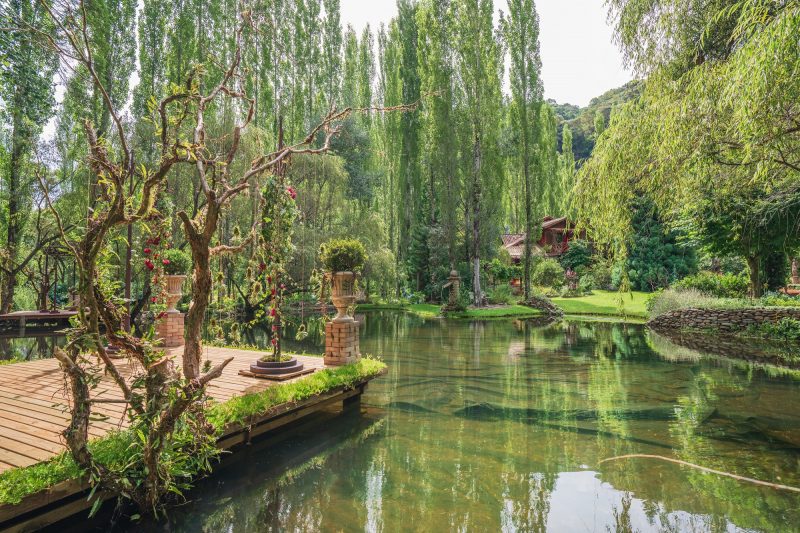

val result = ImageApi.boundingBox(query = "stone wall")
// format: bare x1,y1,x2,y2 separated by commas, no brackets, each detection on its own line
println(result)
647,307,800,332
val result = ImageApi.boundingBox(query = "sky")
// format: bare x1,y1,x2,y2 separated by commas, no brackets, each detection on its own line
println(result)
340,0,633,107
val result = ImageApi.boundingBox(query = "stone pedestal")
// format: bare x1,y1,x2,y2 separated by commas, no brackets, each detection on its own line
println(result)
324,320,360,366
157,311,185,348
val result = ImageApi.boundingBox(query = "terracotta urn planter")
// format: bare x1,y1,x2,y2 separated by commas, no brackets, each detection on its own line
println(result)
165,274,187,313
330,271,356,323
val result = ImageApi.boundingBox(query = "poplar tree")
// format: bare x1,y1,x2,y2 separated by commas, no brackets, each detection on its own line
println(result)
0,0,57,313
502,0,543,300
453,0,503,306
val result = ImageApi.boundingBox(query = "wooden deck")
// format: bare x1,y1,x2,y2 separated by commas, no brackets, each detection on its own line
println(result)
0,311,76,335
0,346,326,472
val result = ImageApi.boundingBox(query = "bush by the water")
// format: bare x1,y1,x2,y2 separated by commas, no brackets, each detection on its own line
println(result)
750,318,800,341
672,271,749,298
532,258,565,288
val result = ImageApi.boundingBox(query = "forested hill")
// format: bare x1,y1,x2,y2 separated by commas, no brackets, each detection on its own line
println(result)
550,80,642,161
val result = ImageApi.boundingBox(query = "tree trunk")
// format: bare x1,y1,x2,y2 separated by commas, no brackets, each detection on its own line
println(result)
471,132,482,307
746,255,762,298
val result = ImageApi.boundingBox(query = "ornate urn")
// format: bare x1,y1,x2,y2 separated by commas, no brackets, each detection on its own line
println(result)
165,275,187,312
330,271,356,323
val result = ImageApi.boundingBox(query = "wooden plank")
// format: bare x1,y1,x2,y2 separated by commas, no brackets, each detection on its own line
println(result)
237,367,316,381
0,378,376,532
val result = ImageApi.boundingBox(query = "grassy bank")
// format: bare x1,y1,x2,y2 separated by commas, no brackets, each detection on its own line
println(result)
0,357,386,506
551,290,649,319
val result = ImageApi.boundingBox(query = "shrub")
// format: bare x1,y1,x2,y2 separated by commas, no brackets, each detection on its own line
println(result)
559,239,593,270
589,263,613,290
578,274,595,294
754,318,800,341
319,238,367,273
161,248,192,275
532,258,565,288
487,284,514,304
759,292,800,308
672,271,749,298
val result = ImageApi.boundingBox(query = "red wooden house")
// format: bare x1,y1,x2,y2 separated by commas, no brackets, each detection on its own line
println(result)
501,216,582,264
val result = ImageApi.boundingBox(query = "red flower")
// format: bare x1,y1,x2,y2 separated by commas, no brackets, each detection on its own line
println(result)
271,288,276,296
286,186,297,200
151,297,157,303
272,325,278,332
145,259,154,271
269,308,276,317
271,338,278,346
143,247,152,255
162,259,171,266
259,262,267,271
157,311,166,319
267,276,272,284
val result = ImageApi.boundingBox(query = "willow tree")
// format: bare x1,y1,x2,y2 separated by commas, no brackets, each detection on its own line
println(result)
502,0,543,300
575,0,800,296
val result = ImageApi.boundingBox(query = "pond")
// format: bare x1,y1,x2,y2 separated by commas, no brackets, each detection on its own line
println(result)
73,312,800,531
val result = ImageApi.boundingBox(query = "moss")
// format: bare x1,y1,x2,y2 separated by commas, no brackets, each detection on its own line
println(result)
0,357,386,506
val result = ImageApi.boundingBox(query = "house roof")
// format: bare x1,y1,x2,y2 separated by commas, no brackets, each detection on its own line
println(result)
541,216,569,230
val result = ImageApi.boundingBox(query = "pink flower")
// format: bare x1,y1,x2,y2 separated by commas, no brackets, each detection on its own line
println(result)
162,259,171,266
272,325,278,332
286,186,297,200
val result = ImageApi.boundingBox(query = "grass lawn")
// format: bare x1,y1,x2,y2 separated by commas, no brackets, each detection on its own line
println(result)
551,290,649,319
357,303,540,319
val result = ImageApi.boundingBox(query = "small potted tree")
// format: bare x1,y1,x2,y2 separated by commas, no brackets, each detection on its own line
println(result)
319,239,367,323
161,248,191,312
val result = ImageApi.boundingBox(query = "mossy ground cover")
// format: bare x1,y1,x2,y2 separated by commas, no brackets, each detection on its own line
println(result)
0,357,386,506
550,290,649,319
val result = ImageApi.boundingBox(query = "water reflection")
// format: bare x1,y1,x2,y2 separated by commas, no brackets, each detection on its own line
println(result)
0,334,65,361
83,313,800,531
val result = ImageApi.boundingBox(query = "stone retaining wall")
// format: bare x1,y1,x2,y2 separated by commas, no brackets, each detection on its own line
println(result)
647,307,800,332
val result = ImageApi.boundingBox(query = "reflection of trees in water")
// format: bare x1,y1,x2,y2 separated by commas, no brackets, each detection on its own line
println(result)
0,334,64,361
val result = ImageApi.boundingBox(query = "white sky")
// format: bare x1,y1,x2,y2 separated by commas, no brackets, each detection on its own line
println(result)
341,0,632,107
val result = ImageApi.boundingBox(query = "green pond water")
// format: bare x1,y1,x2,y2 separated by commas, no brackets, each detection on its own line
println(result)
77,312,800,532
